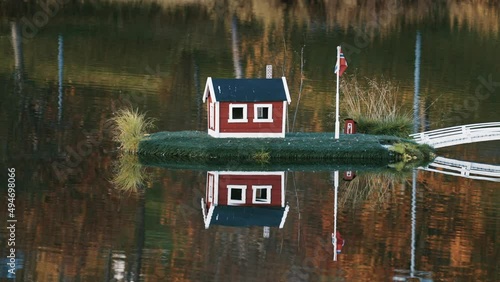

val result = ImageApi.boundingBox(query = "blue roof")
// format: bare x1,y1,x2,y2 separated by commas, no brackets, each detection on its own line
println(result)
210,205,288,227
205,78,291,103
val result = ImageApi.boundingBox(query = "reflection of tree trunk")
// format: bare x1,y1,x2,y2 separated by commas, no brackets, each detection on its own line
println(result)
105,249,112,281
410,33,421,277
58,35,64,124
194,61,202,130
58,260,65,282
128,190,146,281
231,15,243,79
410,170,417,277
413,31,421,134
10,21,24,89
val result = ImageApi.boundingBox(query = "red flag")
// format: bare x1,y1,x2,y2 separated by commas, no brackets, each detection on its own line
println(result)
334,48,348,77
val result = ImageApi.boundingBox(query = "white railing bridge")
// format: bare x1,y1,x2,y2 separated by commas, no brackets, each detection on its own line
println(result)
409,122,500,148
420,156,500,182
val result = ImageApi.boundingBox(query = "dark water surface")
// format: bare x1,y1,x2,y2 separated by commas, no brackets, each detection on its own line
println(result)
1,1,499,281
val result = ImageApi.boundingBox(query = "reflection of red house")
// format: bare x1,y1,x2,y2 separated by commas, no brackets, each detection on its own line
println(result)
201,171,289,229
202,78,291,138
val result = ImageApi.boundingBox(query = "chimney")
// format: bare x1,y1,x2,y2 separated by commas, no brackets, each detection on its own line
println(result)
266,65,272,79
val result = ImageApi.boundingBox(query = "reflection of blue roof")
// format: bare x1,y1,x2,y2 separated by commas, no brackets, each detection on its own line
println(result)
210,78,290,102
211,206,287,227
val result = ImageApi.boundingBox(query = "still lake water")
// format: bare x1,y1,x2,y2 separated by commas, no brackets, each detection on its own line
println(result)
1,1,499,281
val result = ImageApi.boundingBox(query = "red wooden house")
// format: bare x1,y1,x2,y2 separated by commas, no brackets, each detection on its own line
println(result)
201,171,289,229
202,77,291,138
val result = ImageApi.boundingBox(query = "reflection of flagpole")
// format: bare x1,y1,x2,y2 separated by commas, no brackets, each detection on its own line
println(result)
333,170,339,261
335,47,341,139
413,31,421,133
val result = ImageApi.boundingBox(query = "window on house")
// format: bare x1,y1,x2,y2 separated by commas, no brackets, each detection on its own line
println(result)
253,104,273,122
227,185,247,205
252,185,272,204
257,107,269,119
229,104,248,122
233,108,244,119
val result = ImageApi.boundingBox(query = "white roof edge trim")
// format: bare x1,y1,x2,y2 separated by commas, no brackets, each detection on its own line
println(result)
279,204,290,229
202,77,216,103
281,77,292,104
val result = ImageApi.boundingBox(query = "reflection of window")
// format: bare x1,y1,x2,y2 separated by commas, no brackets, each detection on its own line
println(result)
252,185,271,204
229,104,248,122
253,104,273,122
227,185,247,205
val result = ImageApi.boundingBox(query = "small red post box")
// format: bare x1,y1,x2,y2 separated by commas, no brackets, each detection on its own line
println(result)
343,171,356,181
344,118,357,134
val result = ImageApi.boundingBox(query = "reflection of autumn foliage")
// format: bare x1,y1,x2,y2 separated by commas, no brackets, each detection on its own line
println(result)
448,0,500,35
14,173,139,281
127,0,500,37
7,164,499,281
417,171,498,281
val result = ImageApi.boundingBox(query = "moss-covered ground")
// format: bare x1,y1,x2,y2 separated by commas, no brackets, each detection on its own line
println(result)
138,131,413,165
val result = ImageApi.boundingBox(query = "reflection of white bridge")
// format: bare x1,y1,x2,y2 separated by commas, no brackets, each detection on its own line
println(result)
420,156,500,182
410,122,500,148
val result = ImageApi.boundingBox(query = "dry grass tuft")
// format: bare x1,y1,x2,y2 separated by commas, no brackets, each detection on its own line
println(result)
111,108,156,153
341,75,412,137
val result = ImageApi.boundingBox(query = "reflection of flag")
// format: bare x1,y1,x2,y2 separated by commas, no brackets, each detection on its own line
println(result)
332,231,345,253
334,48,348,77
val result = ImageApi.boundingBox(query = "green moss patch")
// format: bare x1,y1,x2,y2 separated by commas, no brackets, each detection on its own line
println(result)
138,131,400,164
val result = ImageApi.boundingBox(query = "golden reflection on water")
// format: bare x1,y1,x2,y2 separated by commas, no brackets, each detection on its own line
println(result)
113,0,500,37
111,153,150,193
338,171,405,210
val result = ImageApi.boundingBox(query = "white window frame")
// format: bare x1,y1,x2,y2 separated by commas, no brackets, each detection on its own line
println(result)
228,104,248,123
252,185,272,204
227,185,247,205
253,104,273,123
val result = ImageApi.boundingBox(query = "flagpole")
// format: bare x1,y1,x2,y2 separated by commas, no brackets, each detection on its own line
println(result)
335,46,341,139
333,170,339,261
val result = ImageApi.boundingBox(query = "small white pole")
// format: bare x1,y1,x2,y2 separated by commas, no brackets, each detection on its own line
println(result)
335,46,341,139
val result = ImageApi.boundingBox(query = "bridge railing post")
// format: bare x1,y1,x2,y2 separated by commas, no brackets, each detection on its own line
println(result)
419,132,427,143
462,126,472,142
